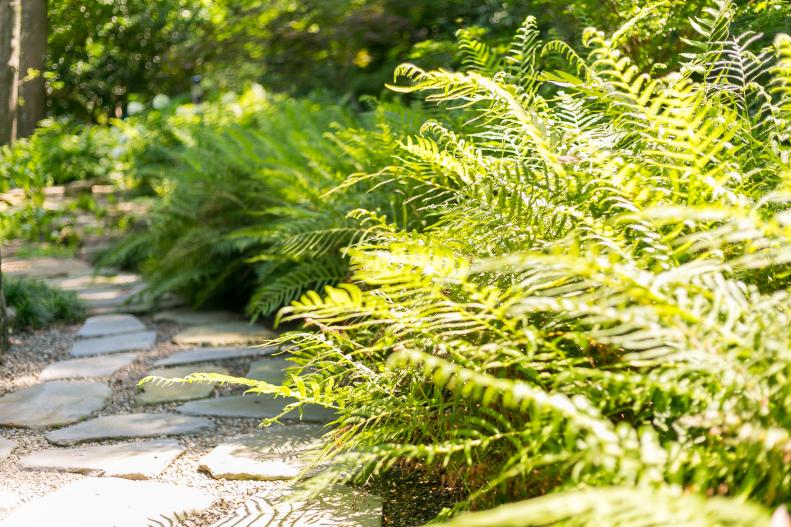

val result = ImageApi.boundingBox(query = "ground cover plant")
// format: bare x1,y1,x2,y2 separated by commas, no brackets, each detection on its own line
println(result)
155,2,791,525
4,277,84,330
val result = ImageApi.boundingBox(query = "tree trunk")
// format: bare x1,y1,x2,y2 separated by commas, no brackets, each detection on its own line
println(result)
0,0,22,145
0,247,8,361
0,0,20,361
17,0,46,138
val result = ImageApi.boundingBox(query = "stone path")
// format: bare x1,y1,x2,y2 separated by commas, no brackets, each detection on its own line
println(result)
71,329,157,357
178,396,337,422
19,439,185,479
1,478,214,527
199,425,324,481
0,381,111,428
0,249,381,525
172,322,276,346
40,353,139,381
137,365,230,404
46,413,216,446
209,485,382,527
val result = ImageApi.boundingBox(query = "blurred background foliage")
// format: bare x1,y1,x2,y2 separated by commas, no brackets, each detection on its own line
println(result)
46,0,790,120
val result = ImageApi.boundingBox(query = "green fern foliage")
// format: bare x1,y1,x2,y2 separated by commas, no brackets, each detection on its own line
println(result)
138,3,791,525
104,91,428,316
247,4,790,525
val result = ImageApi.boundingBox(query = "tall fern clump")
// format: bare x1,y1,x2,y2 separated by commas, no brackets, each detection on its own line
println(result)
201,2,791,524
106,89,430,314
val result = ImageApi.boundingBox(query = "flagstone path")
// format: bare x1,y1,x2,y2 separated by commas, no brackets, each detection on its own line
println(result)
0,251,381,526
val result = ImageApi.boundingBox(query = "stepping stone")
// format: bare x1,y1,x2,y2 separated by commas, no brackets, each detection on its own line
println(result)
1,477,214,527
50,272,141,291
1,257,91,279
178,396,336,422
46,413,215,446
77,282,147,311
154,345,277,367
199,424,324,480
173,321,276,346
0,437,16,460
246,357,292,384
208,484,381,527
76,314,146,338
71,330,156,357
19,439,185,479
154,308,240,326
0,381,110,428
136,365,230,404
40,353,138,381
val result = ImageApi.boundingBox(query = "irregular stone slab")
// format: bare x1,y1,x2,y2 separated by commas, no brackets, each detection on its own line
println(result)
78,282,147,311
19,439,185,479
137,365,230,404
173,321,276,346
0,381,110,428
1,477,214,527
199,425,324,480
51,273,142,290
1,257,91,279
154,308,240,326
246,357,292,384
40,353,138,381
178,396,336,423
76,314,146,338
208,484,381,527
46,413,215,446
0,437,16,460
155,345,277,367
71,330,157,357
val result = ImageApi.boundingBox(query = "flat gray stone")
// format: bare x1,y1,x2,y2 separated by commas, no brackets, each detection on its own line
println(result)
246,357,292,384
1,257,91,279
0,382,110,428
46,413,215,446
172,321,276,346
178,396,336,423
50,273,142,291
78,282,148,312
137,365,229,404
154,345,277,367
208,484,381,527
1,477,214,527
76,314,146,338
199,425,324,480
40,353,138,380
0,437,16,460
19,439,185,479
71,330,157,357
154,308,240,326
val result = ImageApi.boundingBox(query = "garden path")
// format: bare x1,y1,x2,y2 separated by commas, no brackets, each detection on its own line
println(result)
0,246,381,525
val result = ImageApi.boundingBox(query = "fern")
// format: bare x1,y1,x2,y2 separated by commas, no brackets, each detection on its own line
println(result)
263,7,790,525
141,7,791,526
